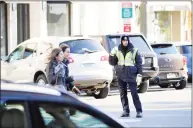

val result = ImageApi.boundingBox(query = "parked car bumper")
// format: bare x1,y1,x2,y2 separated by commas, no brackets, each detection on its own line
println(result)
150,69,188,85
73,69,113,89
141,67,159,79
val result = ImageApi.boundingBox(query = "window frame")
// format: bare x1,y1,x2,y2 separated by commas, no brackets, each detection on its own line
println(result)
7,44,26,62
32,101,123,128
0,100,33,128
47,1,72,36
23,43,38,59
1,91,123,128
17,3,30,44
0,1,8,56
60,39,104,54
106,35,152,53
128,35,152,51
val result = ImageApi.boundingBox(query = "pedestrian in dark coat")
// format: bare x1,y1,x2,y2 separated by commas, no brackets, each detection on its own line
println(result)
60,44,80,94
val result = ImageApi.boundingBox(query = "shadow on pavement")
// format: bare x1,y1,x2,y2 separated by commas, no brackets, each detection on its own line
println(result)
91,101,191,110
79,83,192,98
106,109,191,127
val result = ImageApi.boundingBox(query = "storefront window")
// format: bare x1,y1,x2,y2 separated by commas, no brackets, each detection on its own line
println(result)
47,2,70,36
0,2,8,56
17,4,30,44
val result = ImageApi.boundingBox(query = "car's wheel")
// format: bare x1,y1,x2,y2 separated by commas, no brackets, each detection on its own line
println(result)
93,86,110,99
174,80,187,90
36,75,48,86
159,84,170,88
137,80,149,93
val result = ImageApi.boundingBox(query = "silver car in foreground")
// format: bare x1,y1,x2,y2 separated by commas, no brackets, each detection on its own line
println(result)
0,81,126,128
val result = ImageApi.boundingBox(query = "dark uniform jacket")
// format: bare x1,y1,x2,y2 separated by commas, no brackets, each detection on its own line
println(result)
109,43,142,83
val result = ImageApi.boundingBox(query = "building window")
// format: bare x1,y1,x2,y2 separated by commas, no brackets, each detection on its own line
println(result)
17,4,30,44
47,1,71,36
155,11,158,19
0,1,8,56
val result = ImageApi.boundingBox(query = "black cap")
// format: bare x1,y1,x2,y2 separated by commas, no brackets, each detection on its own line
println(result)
121,36,128,41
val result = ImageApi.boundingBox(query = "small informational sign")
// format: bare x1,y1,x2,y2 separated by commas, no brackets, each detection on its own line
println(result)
123,24,131,32
122,2,133,18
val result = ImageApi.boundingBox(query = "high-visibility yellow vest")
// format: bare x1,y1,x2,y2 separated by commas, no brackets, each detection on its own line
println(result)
110,47,138,66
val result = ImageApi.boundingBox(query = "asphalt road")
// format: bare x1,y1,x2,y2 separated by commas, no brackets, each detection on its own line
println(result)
79,83,192,127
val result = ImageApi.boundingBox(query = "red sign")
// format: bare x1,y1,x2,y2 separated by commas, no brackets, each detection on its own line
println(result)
122,2,132,8
124,24,131,32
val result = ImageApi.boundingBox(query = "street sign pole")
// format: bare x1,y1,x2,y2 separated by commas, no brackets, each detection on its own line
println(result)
122,2,133,33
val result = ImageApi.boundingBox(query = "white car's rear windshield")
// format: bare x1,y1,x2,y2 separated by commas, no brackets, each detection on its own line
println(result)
60,39,104,54
108,35,151,52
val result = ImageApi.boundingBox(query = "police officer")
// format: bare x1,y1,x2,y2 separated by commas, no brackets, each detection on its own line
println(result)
109,35,143,118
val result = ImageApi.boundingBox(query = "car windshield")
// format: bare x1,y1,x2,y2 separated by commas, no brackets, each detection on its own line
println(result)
181,45,192,54
151,44,179,54
60,39,104,54
108,35,151,52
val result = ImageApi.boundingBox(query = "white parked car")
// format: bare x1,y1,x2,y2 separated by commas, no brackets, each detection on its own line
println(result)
1,36,113,99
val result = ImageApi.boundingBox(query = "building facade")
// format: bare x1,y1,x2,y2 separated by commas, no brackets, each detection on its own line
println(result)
147,1,192,43
0,1,192,56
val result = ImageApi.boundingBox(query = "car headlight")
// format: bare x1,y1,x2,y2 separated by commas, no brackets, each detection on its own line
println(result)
153,57,158,67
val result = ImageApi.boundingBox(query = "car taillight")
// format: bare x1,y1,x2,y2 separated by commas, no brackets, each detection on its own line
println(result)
100,55,109,61
68,56,74,63
183,56,187,65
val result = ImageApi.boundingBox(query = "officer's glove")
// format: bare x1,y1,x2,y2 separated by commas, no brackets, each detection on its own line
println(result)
136,74,142,86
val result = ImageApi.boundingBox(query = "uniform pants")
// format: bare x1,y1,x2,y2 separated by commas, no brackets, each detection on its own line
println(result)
118,78,142,113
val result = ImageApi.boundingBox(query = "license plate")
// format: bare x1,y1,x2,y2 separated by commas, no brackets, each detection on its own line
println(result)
167,73,176,78
82,63,95,67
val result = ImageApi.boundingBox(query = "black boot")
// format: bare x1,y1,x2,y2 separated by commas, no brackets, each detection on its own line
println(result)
136,112,143,118
121,112,130,117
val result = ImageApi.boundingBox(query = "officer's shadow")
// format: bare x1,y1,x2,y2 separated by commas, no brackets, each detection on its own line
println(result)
108,86,176,97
